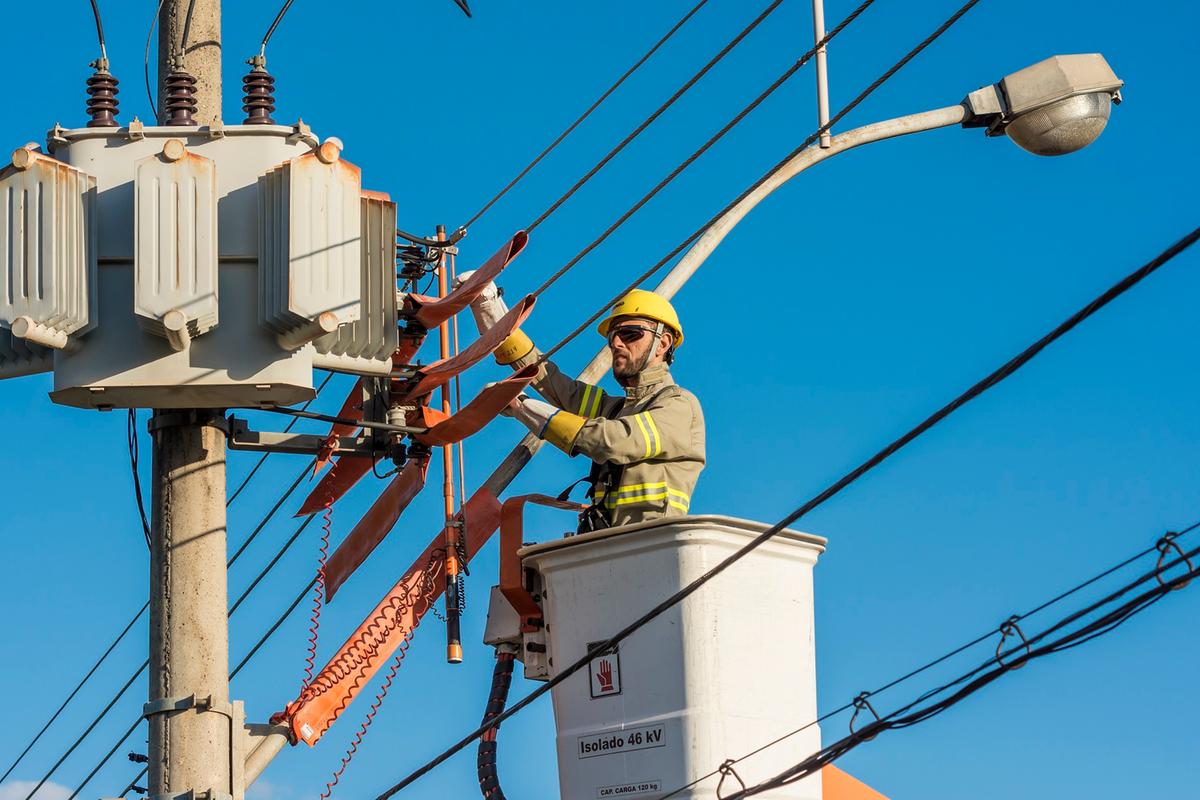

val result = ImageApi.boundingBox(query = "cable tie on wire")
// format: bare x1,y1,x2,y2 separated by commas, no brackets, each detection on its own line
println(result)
995,615,1030,670
849,692,879,737
715,759,747,800
1155,532,1193,590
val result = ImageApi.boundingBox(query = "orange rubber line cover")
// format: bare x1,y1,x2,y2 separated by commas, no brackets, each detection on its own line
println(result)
414,364,538,447
823,766,889,800
404,231,528,330
499,494,584,620
281,488,503,745
324,457,431,602
395,295,535,402
296,456,373,517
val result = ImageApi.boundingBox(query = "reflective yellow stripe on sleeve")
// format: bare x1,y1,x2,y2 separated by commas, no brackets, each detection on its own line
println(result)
578,385,594,416
577,385,606,418
634,413,653,459
643,412,662,457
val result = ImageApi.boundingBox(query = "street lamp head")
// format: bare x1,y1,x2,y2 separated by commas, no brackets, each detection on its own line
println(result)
963,54,1123,156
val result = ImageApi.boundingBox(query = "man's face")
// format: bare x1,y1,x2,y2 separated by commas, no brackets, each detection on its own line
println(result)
608,316,671,380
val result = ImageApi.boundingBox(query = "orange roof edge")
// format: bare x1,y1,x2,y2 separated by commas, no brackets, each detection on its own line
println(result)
822,765,889,800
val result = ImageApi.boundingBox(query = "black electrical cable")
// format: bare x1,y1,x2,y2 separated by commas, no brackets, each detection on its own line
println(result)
540,0,985,361
87,0,108,59
529,0,877,301
0,602,145,785
33,459,317,797
373,221,1200,799
110,578,318,800
261,0,298,53
127,410,152,549
523,0,787,235
732,542,1200,797
461,0,711,231
659,518,1200,799
247,404,428,435
180,0,199,54
7,373,332,786
70,518,319,800
228,371,334,507
476,652,516,800
144,0,169,123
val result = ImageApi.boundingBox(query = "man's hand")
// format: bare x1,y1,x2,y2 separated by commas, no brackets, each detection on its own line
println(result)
456,270,510,335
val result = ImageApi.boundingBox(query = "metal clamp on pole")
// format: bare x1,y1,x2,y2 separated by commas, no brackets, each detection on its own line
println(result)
143,694,235,722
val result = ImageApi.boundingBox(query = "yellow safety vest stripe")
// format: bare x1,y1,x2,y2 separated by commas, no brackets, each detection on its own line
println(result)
634,412,653,459
595,482,690,510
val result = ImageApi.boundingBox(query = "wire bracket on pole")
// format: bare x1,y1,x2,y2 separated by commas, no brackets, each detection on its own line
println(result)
1155,531,1193,590
994,616,1030,670
142,694,233,722
848,691,880,738
715,759,747,799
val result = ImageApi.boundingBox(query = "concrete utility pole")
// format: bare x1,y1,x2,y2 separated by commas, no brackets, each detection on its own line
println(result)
158,0,223,124
148,3,233,797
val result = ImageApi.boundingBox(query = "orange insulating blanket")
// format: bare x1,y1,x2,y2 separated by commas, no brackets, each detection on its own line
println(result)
394,295,535,403
404,231,528,330
414,364,538,448
323,457,431,602
281,488,503,745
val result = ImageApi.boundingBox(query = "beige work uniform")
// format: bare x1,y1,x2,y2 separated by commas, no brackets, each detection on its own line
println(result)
510,349,706,528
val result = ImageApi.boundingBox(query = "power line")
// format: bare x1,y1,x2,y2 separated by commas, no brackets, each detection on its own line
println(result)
540,0,985,361
20,451,322,793
529,0,877,300
659,520,1200,798
144,0,169,123
2,378,333,786
228,371,334,507
0,602,145,785
127,410,152,549
65,514,318,800
261,0,298,54
731,539,1200,797
111,577,318,800
87,0,107,59
523,0,787,234
372,220,1200,798
461,0,711,230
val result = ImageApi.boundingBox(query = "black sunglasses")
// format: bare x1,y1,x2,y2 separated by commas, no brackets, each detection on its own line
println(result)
606,324,659,346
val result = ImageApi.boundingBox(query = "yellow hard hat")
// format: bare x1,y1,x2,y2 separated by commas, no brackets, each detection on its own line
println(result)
597,289,683,347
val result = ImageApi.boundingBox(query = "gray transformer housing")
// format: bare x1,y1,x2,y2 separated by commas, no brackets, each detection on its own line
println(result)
0,122,397,409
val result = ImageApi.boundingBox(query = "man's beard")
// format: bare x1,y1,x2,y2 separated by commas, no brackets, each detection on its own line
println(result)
613,347,654,382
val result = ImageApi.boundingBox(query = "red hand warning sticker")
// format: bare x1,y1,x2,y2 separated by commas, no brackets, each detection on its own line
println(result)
588,642,621,698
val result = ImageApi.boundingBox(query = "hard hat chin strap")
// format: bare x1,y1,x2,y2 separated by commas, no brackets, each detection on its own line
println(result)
635,322,666,374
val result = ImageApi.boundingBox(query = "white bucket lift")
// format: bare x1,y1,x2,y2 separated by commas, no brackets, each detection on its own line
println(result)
490,515,826,800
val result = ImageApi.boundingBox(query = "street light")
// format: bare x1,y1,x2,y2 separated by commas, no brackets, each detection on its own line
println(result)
963,53,1124,155
643,53,1124,302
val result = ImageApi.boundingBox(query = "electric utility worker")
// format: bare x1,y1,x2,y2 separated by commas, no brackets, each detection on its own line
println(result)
461,280,705,531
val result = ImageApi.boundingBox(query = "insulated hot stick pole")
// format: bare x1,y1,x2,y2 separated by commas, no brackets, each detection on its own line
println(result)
438,225,464,664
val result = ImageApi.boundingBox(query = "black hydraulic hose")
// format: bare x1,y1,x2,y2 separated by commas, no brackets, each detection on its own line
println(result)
477,651,516,800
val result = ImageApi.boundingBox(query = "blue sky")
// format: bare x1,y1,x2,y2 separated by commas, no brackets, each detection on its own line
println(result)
2,1,1199,799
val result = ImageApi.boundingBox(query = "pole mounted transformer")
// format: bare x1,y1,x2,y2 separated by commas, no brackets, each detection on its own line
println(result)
0,2,400,798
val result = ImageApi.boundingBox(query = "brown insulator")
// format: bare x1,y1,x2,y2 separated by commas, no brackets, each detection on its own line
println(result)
85,62,119,128
163,71,198,126
242,65,277,125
